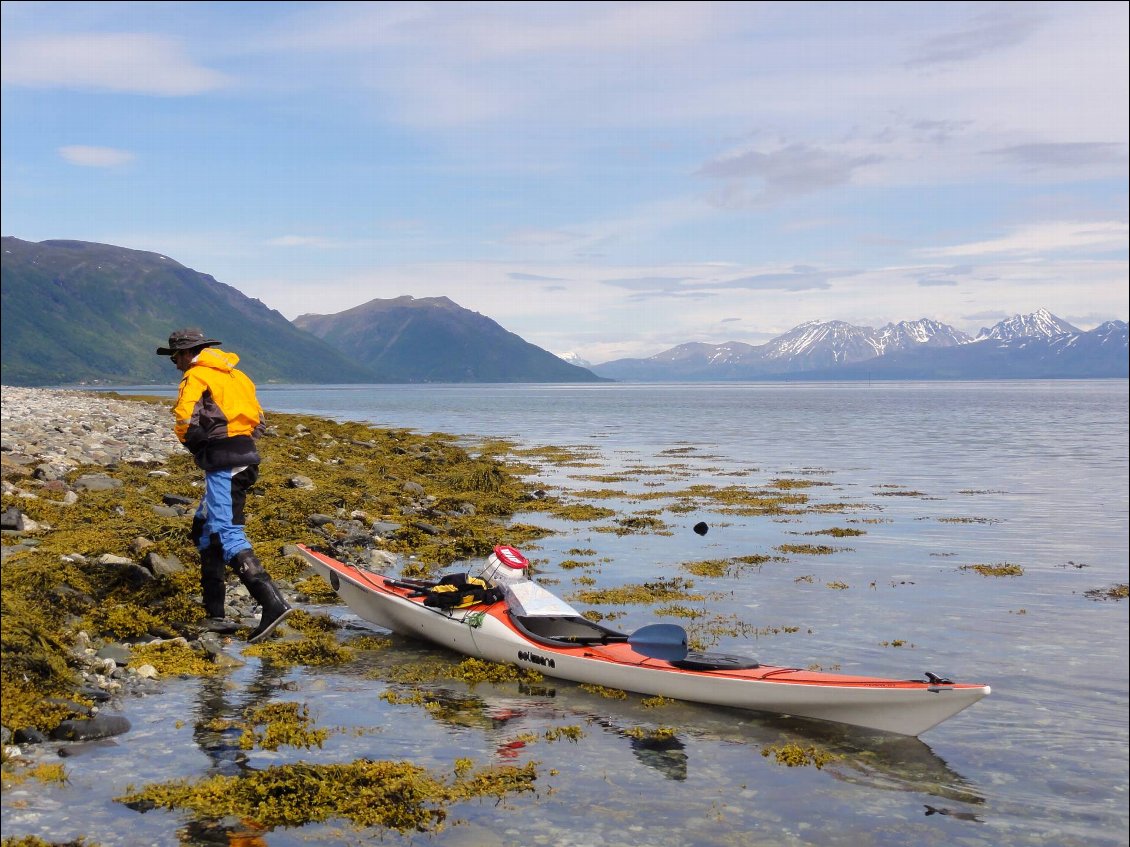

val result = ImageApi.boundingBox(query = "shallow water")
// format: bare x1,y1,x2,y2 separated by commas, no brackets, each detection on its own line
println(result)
5,380,1127,846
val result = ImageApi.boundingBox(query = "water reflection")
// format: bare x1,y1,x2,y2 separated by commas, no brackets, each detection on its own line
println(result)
180,819,268,847
177,663,289,846
191,663,284,776
311,634,984,809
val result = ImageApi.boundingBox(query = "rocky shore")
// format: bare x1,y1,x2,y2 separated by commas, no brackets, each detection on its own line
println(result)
1,385,538,768
2,387,236,754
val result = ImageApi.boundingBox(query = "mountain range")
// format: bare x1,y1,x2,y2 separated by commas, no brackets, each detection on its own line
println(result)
0,237,602,386
590,312,1128,381
1,237,1125,385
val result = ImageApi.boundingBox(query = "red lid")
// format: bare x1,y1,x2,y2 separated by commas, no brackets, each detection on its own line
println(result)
492,545,529,570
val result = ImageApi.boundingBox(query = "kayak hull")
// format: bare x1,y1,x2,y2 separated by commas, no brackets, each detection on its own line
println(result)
297,545,989,737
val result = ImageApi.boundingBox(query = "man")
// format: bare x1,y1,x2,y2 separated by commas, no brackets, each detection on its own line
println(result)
157,327,292,643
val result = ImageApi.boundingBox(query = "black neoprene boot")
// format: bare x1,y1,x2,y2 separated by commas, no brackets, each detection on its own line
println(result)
231,548,293,644
200,543,240,634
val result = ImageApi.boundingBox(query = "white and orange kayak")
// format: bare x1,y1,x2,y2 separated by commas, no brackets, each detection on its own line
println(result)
296,544,990,737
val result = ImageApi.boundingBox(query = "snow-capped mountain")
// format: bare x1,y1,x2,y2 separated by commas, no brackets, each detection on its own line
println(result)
974,309,1079,343
873,319,973,352
590,311,1127,381
761,320,880,366
556,351,593,368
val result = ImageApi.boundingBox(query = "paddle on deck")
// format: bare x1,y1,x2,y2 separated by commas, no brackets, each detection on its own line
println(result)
625,623,689,662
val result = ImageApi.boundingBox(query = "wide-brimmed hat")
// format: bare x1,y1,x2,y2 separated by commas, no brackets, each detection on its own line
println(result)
156,327,222,356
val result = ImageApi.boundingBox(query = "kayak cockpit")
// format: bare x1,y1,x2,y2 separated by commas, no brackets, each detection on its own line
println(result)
508,613,760,670
509,613,626,647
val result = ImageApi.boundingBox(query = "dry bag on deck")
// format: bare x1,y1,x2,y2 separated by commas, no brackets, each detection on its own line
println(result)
422,573,504,609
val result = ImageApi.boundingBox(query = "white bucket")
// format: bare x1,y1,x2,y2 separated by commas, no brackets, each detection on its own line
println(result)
479,545,530,585
479,545,580,617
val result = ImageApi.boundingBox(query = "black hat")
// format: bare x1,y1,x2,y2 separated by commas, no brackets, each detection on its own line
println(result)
156,327,221,356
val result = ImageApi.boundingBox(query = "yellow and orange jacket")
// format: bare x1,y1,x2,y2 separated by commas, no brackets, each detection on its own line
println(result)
172,347,266,470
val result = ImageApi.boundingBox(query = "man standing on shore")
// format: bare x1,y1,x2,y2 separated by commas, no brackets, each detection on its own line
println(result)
157,327,292,643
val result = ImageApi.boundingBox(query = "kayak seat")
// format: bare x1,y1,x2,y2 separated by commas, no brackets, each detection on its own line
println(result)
510,613,626,647
672,652,760,671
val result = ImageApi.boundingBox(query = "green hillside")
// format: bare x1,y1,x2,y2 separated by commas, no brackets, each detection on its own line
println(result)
295,295,605,383
1,238,382,386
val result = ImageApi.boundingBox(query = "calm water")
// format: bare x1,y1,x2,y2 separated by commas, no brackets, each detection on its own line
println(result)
5,381,1128,846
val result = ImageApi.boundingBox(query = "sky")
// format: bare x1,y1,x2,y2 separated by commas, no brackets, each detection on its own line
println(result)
2,1,1128,363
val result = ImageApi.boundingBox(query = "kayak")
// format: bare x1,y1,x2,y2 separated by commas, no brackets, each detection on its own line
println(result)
296,544,990,736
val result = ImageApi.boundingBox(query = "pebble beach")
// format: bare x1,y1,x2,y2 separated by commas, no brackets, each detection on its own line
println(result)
2,386,179,472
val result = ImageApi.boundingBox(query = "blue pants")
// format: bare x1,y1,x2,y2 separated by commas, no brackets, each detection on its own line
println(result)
194,465,259,561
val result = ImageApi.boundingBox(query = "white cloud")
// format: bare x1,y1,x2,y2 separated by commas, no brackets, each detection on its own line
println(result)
260,1,723,56
500,228,588,247
905,5,1041,67
698,143,884,206
1,33,227,95
58,145,134,167
266,235,347,249
922,221,1129,258
454,1,722,56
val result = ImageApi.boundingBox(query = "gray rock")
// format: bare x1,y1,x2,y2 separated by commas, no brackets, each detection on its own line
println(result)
14,727,48,744
76,686,113,702
108,562,155,587
368,549,398,568
95,644,133,665
212,651,246,670
340,531,374,548
2,452,38,467
144,551,185,576
57,738,120,757
0,506,45,532
411,520,441,536
50,714,131,741
128,537,156,556
73,474,122,492
96,553,136,566
33,462,70,482
197,632,229,657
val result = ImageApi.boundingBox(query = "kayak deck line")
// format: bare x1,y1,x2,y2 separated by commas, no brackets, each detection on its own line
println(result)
296,544,991,736
523,638,966,690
